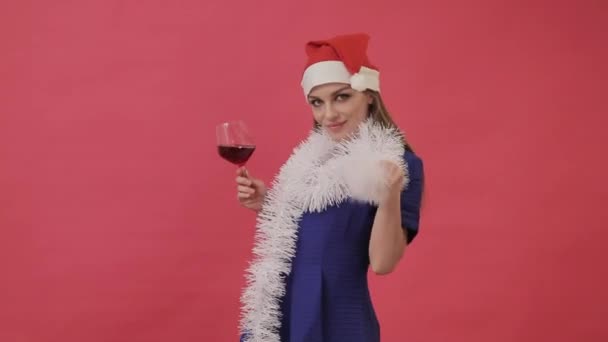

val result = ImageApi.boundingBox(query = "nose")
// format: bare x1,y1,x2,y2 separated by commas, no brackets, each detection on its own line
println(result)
323,103,339,121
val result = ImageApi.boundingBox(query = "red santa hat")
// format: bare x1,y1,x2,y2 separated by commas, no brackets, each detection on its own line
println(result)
300,33,380,96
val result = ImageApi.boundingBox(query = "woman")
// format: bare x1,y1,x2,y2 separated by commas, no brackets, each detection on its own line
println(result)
236,33,424,342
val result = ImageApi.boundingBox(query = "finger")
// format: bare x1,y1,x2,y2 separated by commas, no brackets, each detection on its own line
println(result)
250,178,264,189
236,167,249,177
237,192,251,199
390,167,403,177
238,185,255,194
236,176,252,186
236,166,249,178
380,161,398,175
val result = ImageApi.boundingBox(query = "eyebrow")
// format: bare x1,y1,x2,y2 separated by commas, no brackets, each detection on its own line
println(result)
307,86,352,100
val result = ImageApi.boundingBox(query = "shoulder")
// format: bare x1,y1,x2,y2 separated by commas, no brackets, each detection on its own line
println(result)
403,150,424,180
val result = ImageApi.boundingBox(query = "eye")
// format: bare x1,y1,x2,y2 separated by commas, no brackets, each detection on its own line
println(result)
309,99,322,107
335,93,351,102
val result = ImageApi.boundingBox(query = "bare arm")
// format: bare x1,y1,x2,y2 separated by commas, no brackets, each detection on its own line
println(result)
368,161,408,275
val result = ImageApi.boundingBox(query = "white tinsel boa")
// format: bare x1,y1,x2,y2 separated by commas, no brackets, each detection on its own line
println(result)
239,118,409,342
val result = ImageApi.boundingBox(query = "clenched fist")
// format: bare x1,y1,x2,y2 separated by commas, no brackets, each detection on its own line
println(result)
235,167,267,212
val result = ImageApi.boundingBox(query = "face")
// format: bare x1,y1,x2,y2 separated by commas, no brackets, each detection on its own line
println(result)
307,83,373,141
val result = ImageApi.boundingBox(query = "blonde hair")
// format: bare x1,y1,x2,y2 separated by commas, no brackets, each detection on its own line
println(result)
366,90,414,152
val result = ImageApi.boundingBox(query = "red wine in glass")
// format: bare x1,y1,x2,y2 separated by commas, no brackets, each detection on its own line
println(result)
217,144,255,166
216,121,256,167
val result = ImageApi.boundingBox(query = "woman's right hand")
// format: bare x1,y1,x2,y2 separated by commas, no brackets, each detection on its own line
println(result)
236,167,267,212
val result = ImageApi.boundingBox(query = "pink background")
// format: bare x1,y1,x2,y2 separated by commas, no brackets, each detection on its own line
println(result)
1,0,607,341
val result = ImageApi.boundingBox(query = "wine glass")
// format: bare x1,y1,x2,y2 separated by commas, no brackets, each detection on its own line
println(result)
216,121,256,167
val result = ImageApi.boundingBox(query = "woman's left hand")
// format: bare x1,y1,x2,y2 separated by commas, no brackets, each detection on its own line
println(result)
378,160,405,205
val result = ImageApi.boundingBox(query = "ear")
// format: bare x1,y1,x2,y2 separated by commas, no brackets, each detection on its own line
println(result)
365,92,373,105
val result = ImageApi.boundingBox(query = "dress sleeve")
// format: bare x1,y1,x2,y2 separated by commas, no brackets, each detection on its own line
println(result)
401,152,424,244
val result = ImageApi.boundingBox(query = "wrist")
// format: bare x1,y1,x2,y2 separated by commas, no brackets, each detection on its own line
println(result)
379,187,401,208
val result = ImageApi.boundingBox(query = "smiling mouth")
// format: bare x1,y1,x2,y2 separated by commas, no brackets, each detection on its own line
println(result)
327,121,346,129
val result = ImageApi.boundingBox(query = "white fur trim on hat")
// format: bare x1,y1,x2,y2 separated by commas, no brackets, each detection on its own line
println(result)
301,61,380,95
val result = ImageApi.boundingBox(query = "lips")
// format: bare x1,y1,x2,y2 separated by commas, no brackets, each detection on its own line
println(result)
326,121,346,130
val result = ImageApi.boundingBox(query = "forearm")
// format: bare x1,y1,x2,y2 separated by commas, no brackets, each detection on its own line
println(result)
369,191,406,275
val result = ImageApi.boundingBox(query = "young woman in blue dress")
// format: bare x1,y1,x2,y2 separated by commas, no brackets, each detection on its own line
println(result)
235,33,425,342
